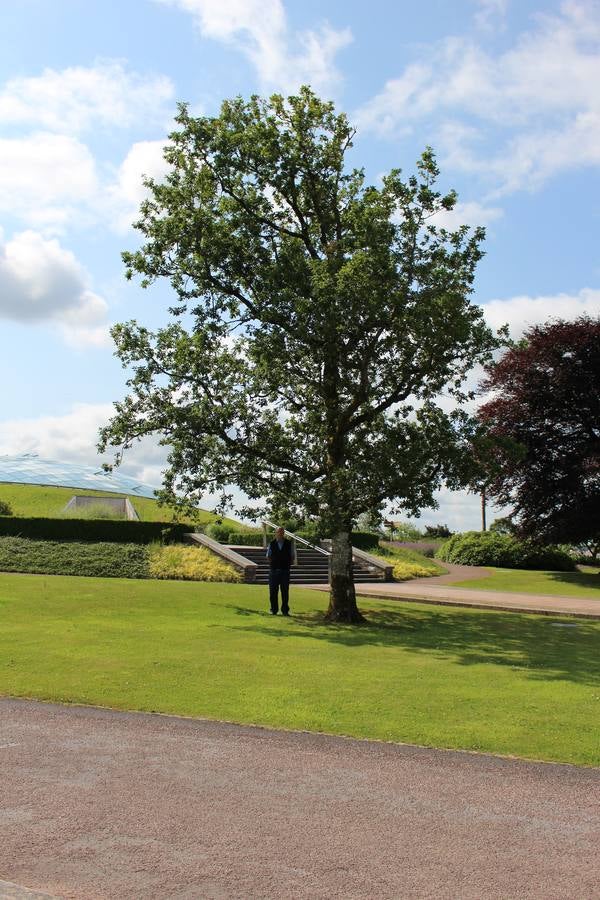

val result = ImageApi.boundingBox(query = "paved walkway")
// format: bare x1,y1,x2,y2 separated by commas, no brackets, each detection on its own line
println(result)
308,562,600,619
1,699,599,899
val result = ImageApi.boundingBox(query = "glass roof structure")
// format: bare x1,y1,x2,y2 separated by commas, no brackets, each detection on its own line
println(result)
0,454,158,498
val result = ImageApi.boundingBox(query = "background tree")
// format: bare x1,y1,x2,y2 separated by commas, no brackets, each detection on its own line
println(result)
99,87,498,623
478,316,600,549
424,524,452,539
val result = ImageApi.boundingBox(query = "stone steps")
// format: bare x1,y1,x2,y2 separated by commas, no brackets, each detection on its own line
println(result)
228,545,385,584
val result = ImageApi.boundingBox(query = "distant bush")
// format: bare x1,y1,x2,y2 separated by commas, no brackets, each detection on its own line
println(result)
416,545,436,558
227,531,263,546
296,529,322,545
0,536,149,579
206,523,234,542
424,524,452,539
436,532,576,571
350,531,381,551
489,517,517,535
0,500,13,516
386,520,422,541
148,544,241,582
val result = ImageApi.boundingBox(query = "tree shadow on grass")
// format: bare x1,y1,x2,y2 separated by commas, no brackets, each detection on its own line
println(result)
222,603,600,687
548,570,600,592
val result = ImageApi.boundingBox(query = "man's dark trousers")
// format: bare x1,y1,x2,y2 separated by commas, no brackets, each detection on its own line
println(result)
269,567,290,614
268,537,292,614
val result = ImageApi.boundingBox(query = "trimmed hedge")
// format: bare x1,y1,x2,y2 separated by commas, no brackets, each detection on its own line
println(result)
350,531,381,551
0,536,149,579
0,516,193,545
436,531,576,571
227,531,263,545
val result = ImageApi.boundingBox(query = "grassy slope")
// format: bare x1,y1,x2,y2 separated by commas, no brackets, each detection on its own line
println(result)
448,567,600,599
373,544,446,579
0,573,598,766
0,483,240,527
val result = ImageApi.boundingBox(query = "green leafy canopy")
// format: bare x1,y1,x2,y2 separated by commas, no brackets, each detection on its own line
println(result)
99,86,500,537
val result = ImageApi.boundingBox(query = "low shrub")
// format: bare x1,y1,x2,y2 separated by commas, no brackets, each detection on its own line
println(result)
206,523,233,542
436,532,576,571
391,561,437,581
227,531,263,546
521,544,578,571
148,544,241,582
0,536,149,579
0,500,13,516
349,531,381,551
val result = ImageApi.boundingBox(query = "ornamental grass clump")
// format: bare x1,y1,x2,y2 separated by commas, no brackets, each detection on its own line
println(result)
148,544,241,582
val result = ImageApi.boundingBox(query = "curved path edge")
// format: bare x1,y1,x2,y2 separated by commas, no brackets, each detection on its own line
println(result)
307,580,600,619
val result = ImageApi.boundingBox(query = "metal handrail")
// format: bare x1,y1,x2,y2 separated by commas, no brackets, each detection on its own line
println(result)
261,519,330,556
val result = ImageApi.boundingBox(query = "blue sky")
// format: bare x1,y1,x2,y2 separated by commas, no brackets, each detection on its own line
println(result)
1,0,599,529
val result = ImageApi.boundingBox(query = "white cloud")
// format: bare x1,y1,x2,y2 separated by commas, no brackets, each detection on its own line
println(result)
0,403,115,466
0,60,175,134
0,230,110,346
481,287,600,339
0,405,174,497
473,0,508,31
0,404,170,482
430,200,503,229
356,2,600,193
106,139,171,233
399,486,506,533
155,0,352,93
0,132,99,231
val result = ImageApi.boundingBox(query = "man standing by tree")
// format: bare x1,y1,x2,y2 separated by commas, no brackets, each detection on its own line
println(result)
266,526,293,616
99,86,499,623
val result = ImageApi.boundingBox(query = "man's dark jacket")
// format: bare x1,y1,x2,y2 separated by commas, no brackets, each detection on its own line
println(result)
268,538,293,569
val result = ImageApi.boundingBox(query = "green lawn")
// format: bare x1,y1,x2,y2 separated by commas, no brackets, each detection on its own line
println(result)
448,567,600,599
0,483,240,527
1,573,599,766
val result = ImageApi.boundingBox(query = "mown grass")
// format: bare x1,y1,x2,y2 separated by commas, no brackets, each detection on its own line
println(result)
449,567,600,599
0,483,240,527
1,573,598,766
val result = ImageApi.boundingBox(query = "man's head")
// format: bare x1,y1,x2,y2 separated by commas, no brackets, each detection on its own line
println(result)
275,527,285,540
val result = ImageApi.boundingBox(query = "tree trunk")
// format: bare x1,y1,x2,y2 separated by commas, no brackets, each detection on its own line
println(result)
481,488,487,532
324,529,366,623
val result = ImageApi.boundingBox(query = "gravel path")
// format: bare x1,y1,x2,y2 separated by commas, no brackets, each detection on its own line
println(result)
1,699,599,899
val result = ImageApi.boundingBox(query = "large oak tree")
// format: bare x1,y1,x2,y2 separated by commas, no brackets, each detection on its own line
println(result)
99,87,498,622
